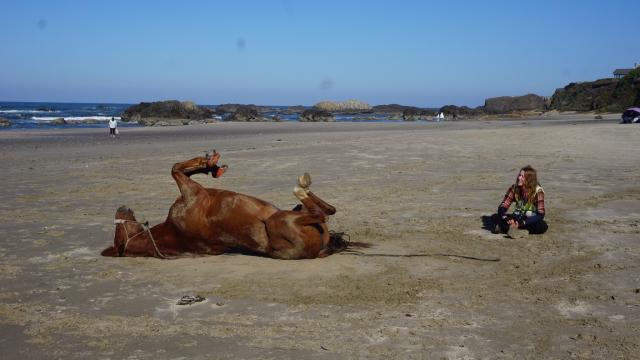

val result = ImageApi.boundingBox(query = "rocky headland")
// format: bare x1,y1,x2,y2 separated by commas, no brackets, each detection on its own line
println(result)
550,68,640,112
117,69,640,126
121,100,216,126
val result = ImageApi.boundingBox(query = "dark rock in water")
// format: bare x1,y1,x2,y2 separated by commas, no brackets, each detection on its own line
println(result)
214,103,259,115
155,119,192,126
50,117,67,125
402,108,433,121
136,117,190,126
300,109,335,122
188,118,218,125
224,105,272,122
0,117,11,127
281,105,306,115
439,105,485,118
122,100,213,124
484,94,546,113
374,104,425,115
550,70,640,112
66,118,101,124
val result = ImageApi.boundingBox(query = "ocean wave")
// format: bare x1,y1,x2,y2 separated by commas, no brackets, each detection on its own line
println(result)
31,116,121,121
0,109,60,114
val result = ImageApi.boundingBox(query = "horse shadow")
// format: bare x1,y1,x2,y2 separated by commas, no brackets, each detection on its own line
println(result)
224,230,371,258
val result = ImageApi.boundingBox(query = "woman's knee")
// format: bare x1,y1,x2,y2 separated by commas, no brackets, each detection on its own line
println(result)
526,220,548,234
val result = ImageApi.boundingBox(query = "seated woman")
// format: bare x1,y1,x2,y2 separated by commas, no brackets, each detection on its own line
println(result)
492,165,548,237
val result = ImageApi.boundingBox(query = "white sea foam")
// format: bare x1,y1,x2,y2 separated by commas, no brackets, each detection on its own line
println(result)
31,116,121,122
0,109,60,113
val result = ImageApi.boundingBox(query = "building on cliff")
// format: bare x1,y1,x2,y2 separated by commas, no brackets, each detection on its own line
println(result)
613,63,639,79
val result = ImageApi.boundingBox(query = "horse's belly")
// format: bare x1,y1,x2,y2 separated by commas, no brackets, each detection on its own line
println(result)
169,197,272,253
208,217,270,253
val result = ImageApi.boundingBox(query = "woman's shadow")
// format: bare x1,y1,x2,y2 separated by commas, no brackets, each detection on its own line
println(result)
481,214,499,233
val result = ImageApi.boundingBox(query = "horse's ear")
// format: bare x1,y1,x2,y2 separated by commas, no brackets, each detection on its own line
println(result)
101,246,118,257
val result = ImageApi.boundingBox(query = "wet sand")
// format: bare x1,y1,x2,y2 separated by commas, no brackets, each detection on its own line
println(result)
1,116,639,359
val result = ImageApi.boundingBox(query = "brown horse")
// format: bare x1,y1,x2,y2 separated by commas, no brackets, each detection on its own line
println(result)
101,151,338,259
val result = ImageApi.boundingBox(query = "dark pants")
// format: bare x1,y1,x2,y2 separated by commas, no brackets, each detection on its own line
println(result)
491,213,548,235
110,128,116,135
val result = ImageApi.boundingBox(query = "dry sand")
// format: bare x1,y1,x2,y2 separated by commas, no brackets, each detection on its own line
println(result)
0,116,639,359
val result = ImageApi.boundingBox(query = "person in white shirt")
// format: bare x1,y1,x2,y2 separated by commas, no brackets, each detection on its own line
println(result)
109,117,118,137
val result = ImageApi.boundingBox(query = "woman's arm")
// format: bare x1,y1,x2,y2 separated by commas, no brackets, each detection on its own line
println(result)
497,186,515,218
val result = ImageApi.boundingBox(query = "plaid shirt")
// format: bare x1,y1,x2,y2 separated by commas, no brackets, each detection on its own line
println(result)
500,186,545,215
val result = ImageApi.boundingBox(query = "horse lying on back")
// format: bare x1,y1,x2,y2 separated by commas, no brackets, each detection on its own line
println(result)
101,151,339,259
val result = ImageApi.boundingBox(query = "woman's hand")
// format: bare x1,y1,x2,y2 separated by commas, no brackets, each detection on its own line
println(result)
507,219,518,227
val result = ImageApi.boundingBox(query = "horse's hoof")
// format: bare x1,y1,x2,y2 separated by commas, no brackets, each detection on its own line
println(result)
297,173,311,189
206,150,220,167
212,164,227,178
293,185,309,200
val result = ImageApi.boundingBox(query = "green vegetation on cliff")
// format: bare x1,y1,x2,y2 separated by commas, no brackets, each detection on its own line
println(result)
550,69,640,112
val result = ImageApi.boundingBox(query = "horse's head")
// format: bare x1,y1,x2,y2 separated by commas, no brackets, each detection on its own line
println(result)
101,205,146,257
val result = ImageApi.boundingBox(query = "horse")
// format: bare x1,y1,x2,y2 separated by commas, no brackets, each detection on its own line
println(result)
101,151,339,259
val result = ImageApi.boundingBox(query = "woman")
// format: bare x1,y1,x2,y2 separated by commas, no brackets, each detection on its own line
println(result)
493,165,548,236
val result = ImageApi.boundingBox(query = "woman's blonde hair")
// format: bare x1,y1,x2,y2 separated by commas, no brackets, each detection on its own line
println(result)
514,165,539,204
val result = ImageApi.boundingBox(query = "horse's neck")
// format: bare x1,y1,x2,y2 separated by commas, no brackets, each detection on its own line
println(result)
151,222,178,246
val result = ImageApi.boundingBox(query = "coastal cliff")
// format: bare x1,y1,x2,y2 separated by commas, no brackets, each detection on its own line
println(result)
121,100,214,126
550,69,640,112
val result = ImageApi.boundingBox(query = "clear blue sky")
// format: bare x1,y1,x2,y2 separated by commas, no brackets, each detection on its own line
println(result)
1,0,638,107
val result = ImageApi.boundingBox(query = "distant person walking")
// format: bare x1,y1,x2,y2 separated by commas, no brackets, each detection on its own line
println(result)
109,117,118,138
491,165,548,238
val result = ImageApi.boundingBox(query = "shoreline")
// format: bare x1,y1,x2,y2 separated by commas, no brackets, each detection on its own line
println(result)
0,112,624,137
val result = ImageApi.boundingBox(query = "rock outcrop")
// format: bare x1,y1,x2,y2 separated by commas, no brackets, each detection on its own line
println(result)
484,94,546,113
224,105,275,122
50,117,67,125
299,109,335,122
550,70,640,112
313,100,371,113
214,104,259,115
439,105,485,118
402,108,433,121
373,104,425,114
122,100,214,125
281,105,306,115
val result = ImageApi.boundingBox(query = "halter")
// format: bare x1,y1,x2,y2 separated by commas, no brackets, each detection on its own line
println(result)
113,219,167,259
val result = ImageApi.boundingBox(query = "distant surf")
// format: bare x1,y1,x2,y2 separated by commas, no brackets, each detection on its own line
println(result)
0,102,134,130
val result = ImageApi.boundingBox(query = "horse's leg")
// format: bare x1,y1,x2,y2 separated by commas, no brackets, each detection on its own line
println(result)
295,173,336,215
171,157,209,201
171,152,228,197
265,209,327,259
293,186,326,222
306,191,336,215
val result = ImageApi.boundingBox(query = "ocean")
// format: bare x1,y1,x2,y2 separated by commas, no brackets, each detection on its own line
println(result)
0,101,417,130
0,101,136,130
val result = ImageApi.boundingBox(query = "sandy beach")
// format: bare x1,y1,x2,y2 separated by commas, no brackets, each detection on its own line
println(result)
0,116,639,359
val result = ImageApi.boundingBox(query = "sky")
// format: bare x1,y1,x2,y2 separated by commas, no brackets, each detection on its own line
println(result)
1,0,639,107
